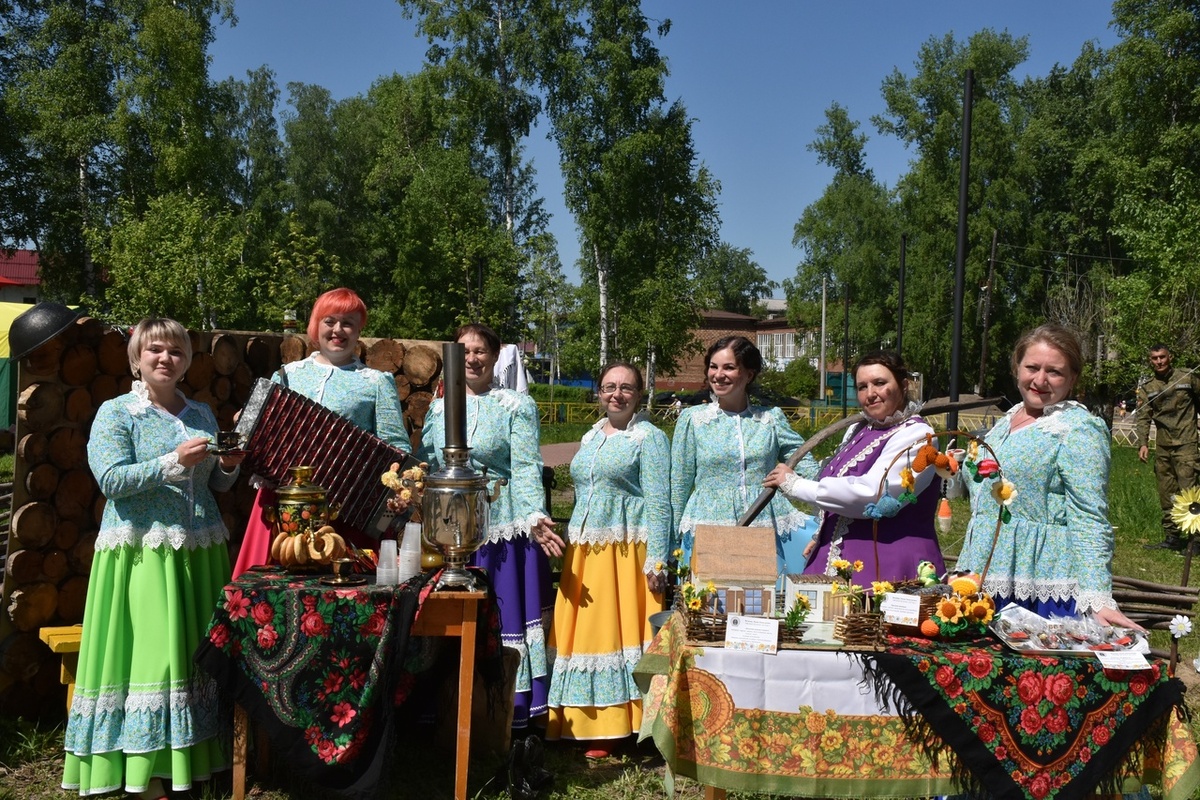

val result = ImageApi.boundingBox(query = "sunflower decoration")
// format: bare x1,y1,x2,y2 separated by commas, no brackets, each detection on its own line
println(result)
831,558,867,612
1170,486,1200,537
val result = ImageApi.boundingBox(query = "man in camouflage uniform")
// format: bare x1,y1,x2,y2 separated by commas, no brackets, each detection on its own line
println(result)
1136,344,1200,551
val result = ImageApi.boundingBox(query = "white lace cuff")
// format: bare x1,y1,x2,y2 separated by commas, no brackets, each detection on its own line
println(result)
162,452,187,482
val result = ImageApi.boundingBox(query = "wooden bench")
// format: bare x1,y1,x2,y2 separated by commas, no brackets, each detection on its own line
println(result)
38,624,82,713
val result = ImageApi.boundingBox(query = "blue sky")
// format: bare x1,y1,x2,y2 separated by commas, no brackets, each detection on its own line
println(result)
208,1,1120,292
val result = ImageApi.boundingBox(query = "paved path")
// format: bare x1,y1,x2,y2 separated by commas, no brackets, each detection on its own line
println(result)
540,442,580,467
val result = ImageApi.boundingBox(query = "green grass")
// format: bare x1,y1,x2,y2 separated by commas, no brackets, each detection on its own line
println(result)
0,453,12,484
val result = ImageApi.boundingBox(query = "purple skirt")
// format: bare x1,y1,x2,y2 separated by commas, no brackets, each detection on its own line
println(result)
803,520,946,586
471,535,553,728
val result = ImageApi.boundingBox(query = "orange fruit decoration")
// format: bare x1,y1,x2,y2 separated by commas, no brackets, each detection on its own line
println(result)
920,618,941,637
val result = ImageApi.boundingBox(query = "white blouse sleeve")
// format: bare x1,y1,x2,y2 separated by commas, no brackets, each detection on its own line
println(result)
780,421,937,518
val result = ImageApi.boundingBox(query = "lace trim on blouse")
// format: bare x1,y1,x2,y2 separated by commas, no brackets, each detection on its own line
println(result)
125,380,190,418
690,402,776,427
570,524,650,548
484,512,547,544
982,575,1118,613
864,400,923,429
581,413,652,446
1003,400,1088,439
95,520,231,551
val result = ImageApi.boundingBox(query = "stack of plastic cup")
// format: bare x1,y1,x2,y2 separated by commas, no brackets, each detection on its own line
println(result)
397,522,423,583
376,538,398,585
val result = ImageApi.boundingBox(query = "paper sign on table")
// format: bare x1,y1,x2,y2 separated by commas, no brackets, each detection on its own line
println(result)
725,614,779,654
880,593,922,626
1093,650,1152,670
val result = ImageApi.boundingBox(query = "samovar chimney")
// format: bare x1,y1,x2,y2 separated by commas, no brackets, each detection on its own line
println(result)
420,341,503,590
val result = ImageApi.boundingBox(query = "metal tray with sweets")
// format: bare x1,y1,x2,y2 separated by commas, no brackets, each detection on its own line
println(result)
989,605,1148,656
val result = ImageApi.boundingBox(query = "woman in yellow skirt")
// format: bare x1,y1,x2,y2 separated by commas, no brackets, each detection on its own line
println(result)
546,362,671,757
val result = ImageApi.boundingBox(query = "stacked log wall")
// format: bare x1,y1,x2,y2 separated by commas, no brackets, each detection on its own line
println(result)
0,321,444,717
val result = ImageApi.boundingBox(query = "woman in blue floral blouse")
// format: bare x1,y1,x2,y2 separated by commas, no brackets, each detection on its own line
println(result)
232,287,409,576
671,335,819,575
63,318,244,800
546,362,671,757
418,323,562,731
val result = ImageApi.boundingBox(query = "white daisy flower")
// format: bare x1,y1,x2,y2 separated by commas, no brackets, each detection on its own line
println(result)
1169,614,1192,639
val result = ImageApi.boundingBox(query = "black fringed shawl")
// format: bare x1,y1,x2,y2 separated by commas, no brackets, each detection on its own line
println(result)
855,635,1187,800
196,568,506,800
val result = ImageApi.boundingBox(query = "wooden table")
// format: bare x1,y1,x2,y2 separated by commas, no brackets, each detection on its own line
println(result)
204,574,485,800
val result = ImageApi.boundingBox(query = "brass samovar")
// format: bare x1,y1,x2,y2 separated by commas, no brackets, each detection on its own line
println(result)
421,342,505,591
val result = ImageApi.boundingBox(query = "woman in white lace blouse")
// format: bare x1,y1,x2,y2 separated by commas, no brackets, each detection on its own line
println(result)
63,318,244,800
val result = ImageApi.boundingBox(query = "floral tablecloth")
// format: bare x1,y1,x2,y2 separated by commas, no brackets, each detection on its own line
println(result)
195,568,427,799
861,635,1200,800
633,612,1200,800
633,612,954,798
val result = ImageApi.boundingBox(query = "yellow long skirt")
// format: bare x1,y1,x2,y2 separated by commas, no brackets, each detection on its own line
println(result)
545,540,664,742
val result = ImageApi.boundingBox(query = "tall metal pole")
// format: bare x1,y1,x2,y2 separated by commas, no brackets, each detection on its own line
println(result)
819,277,828,403
897,233,907,357
977,229,998,395
841,287,850,418
949,68,974,433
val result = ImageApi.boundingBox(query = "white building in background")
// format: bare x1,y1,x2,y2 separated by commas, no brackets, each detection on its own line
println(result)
753,299,822,372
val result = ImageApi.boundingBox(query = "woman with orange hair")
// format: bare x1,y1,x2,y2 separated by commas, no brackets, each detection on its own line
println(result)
232,288,408,575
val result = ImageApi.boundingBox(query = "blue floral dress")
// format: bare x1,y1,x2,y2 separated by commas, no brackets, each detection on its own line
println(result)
273,354,409,450
418,389,550,728
670,403,819,575
958,401,1117,616
546,414,671,742
63,382,240,796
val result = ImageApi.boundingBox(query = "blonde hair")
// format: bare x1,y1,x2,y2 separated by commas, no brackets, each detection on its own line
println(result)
127,318,193,376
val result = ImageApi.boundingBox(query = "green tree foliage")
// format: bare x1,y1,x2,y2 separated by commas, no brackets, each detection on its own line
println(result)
92,193,245,328
543,0,718,377
758,358,820,402
693,242,776,316
1102,0,1200,375
1,0,235,300
788,104,898,359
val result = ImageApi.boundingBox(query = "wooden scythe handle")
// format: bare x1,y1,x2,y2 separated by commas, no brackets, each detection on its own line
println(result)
736,396,1004,527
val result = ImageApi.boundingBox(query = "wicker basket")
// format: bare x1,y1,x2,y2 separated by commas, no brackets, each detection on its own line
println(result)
833,611,885,649
684,609,728,642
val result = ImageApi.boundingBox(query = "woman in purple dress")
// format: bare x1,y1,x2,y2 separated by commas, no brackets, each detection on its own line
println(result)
764,351,945,585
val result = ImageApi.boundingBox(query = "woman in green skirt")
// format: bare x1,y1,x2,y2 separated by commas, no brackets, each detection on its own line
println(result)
63,318,244,799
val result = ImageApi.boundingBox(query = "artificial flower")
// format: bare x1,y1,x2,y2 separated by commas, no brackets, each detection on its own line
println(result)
975,459,1000,478
705,580,717,595
1169,614,1193,639
853,559,865,572
1170,486,1200,536
654,561,665,572
687,596,702,611
964,596,995,626
935,597,964,625
991,478,1017,506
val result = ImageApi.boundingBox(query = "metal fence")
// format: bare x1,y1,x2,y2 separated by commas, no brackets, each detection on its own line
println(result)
532,402,1144,448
